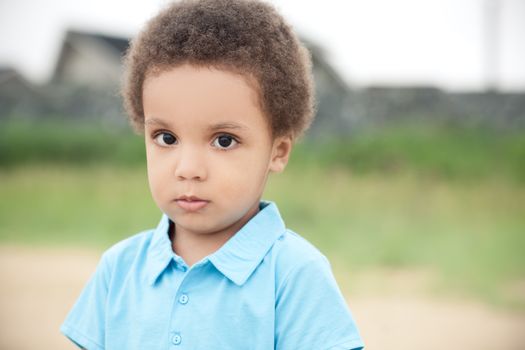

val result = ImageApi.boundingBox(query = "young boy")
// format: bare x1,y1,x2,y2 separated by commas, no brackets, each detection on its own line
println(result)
61,0,364,349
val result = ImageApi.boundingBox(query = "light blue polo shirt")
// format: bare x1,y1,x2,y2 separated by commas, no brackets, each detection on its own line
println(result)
61,201,364,349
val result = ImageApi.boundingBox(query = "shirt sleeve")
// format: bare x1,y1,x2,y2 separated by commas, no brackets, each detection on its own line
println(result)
60,251,111,350
275,255,364,350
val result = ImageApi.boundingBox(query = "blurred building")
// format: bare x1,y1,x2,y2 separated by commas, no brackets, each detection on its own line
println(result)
0,67,54,119
52,31,128,89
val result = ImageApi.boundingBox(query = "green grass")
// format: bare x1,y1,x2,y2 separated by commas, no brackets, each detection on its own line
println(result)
291,123,525,182
0,165,157,247
0,119,145,167
0,164,523,309
1,119,524,182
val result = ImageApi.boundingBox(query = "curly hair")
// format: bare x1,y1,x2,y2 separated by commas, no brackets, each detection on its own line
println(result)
121,0,315,139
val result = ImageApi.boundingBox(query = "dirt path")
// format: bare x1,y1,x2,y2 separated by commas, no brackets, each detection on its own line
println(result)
1,245,524,350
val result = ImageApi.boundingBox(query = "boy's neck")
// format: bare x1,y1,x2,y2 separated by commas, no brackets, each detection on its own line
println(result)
169,202,261,268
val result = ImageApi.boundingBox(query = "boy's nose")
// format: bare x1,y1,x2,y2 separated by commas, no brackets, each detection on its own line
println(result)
174,147,207,181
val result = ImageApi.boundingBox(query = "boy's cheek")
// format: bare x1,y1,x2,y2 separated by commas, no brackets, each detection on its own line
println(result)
146,169,168,202
146,151,177,174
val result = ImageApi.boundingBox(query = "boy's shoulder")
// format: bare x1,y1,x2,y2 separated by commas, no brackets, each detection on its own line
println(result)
274,228,328,263
269,227,332,282
98,226,157,268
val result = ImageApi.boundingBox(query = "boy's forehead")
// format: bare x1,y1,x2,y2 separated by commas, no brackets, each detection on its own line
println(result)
146,63,261,97
143,64,269,129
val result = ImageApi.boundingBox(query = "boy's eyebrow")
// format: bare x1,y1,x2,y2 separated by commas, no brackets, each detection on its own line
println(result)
144,118,170,128
208,122,248,131
144,119,248,131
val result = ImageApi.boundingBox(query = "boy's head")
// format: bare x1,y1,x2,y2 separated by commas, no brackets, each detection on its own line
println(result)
122,0,315,140
121,0,316,238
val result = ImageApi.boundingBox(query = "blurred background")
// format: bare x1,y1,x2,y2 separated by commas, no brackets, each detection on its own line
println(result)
1,0,524,349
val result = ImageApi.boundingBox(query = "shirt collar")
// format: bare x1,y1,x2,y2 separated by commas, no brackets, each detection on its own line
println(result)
208,201,286,286
146,201,286,286
146,213,175,286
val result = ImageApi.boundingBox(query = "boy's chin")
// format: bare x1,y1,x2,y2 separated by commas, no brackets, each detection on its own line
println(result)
171,217,228,236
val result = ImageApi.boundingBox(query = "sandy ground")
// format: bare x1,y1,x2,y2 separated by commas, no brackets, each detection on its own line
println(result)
0,245,524,350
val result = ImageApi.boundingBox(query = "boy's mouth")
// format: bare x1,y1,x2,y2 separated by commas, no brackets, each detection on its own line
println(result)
175,195,209,212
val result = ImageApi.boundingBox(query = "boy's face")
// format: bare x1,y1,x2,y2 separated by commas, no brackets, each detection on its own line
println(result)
143,64,292,239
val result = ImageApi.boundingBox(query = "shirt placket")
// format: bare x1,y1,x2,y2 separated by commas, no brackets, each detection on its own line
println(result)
168,257,208,349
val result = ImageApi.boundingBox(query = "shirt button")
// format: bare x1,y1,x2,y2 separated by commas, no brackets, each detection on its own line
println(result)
171,334,182,345
178,294,189,304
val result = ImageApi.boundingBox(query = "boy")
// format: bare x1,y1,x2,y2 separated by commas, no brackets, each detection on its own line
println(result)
60,0,364,349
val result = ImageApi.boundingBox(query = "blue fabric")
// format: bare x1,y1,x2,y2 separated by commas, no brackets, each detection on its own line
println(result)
61,201,364,349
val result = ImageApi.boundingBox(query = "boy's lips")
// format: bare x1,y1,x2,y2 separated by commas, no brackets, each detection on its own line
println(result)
175,195,209,212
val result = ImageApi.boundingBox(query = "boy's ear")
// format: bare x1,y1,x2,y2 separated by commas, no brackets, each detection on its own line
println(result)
269,135,293,173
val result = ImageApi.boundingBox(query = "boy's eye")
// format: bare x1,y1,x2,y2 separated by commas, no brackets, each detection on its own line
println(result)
212,135,238,149
153,132,178,146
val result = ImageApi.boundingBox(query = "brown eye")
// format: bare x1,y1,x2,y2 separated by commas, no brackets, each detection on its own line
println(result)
154,132,177,146
212,135,238,149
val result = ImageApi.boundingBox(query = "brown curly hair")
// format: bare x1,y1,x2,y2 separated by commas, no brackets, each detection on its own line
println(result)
121,0,315,139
